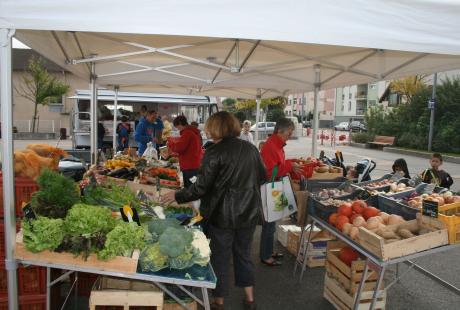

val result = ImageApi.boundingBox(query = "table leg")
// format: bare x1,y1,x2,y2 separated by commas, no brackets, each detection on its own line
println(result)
202,287,211,310
353,258,369,310
369,266,386,310
298,221,315,281
46,267,51,310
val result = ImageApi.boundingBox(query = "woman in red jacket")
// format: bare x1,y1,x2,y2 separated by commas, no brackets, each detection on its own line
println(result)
168,116,203,187
259,118,302,266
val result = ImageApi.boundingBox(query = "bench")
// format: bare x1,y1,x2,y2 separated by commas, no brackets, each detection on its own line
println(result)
368,135,395,148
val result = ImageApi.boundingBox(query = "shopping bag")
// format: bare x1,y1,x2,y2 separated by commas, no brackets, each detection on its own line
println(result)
261,166,297,222
142,142,158,161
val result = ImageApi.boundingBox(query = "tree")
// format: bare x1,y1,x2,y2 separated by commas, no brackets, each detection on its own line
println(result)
15,56,70,132
222,98,236,112
235,96,286,120
390,75,428,104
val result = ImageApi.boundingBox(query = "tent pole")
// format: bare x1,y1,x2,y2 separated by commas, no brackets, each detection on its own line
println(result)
113,85,119,151
428,73,437,151
0,28,19,310
312,65,321,157
255,89,261,146
90,62,98,165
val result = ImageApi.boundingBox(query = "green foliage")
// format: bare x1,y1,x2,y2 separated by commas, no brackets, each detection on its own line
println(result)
365,76,460,153
222,98,236,112
98,222,146,260
31,169,81,218
351,132,374,144
234,111,247,123
159,227,193,258
139,243,169,272
83,182,140,211
64,204,116,237
267,108,286,123
22,217,65,253
15,56,70,132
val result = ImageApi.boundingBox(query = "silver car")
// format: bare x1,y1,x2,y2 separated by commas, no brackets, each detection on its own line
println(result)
334,122,349,131
250,122,276,134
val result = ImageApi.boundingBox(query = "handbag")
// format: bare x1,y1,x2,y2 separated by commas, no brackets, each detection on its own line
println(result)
260,166,297,222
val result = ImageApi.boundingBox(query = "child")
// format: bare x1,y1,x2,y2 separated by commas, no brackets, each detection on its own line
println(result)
422,153,453,189
392,158,410,179
116,116,132,151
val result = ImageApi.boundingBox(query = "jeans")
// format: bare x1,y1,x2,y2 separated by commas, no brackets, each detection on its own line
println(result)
182,169,199,188
208,224,256,298
260,221,276,261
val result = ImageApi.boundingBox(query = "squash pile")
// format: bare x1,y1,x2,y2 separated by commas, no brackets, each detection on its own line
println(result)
328,200,406,242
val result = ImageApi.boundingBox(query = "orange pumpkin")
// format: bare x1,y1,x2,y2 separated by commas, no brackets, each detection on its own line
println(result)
329,213,339,226
339,246,360,266
338,203,353,217
336,215,350,231
363,207,379,220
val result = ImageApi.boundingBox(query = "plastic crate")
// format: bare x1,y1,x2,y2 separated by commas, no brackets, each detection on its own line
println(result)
305,178,348,194
0,263,46,298
0,174,39,218
71,272,99,297
438,202,460,244
287,160,318,180
0,294,46,310
376,195,418,220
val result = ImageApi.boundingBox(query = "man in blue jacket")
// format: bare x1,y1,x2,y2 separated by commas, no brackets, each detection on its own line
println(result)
135,110,163,155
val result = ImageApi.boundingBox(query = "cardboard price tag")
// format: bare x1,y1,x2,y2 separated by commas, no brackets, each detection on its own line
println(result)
422,199,438,218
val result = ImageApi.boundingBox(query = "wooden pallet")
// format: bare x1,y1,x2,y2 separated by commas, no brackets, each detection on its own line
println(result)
90,277,163,310
326,241,380,294
358,215,448,261
15,232,139,274
324,274,386,310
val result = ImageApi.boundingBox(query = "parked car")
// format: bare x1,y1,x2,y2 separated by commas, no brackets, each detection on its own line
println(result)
250,122,276,135
350,121,367,132
334,122,349,131
302,121,312,128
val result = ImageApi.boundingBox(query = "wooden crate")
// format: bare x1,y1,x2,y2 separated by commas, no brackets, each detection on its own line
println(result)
307,256,326,268
287,227,332,256
90,277,163,310
15,232,139,274
324,274,386,310
325,241,379,294
311,171,343,180
358,215,449,261
163,301,198,310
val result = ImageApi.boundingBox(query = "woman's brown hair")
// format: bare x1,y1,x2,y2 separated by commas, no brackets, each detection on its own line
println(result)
205,111,241,140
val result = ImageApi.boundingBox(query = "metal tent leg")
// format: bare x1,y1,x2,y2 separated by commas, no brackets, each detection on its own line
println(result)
202,287,211,310
0,27,18,310
353,258,369,310
369,266,386,310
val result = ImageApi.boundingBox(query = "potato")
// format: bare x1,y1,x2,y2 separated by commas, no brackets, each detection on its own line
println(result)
375,229,399,240
388,214,405,225
397,221,420,234
384,238,401,244
398,229,415,239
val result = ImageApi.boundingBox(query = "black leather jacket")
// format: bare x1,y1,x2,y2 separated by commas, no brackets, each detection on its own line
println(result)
175,137,266,229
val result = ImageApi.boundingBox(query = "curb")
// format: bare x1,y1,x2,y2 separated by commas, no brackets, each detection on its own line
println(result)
383,147,460,164
349,142,369,149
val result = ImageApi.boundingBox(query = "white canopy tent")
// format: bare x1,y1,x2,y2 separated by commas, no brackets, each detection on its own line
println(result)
2,1,460,309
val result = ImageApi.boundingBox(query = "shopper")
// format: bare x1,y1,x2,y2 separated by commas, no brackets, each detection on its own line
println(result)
392,158,411,179
162,111,265,310
134,110,159,156
116,116,132,151
239,120,254,145
97,121,105,150
190,121,203,145
167,116,203,188
135,105,148,129
259,118,302,266
421,153,454,189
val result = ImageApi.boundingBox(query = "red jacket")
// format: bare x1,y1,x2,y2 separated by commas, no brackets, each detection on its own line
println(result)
260,134,292,181
167,126,202,170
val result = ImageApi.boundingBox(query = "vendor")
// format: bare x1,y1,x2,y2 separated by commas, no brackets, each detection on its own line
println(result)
167,116,202,187
116,115,132,151
162,111,265,310
259,118,302,267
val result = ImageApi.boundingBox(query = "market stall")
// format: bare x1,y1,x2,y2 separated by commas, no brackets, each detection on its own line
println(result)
292,176,460,310
3,1,460,310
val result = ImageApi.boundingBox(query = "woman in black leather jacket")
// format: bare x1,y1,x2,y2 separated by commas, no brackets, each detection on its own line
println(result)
163,111,266,310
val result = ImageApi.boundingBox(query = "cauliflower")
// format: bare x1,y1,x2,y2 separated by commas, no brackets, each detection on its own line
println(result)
191,230,211,266
139,243,169,272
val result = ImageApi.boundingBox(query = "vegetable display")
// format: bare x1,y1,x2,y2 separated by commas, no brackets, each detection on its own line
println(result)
98,222,147,260
64,204,116,237
31,169,80,218
83,182,140,211
22,217,65,253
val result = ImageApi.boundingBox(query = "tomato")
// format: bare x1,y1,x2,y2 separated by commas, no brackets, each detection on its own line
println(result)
338,203,353,217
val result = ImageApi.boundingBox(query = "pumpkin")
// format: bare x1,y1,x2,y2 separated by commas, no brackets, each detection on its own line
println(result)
329,213,339,226
338,203,353,217
339,246,360,266
336,215,350,231
352,200,366,214
363,207,379,220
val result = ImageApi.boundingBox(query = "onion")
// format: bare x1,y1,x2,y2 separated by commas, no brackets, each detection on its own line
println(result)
353,216,366,227
349,227,359,240
378,212,390,224
366,217,380,230
342,223,353,235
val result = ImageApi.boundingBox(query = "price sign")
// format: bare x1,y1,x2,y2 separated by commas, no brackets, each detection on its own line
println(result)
22,202,36,221
428,99,436,109
422,199,438,218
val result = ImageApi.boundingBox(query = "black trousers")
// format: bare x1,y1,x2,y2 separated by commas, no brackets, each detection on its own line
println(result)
208,224,256,298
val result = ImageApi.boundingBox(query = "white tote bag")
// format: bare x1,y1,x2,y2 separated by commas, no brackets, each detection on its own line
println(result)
261,166,297,222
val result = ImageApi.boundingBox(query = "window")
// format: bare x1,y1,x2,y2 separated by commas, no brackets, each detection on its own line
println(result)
349,93,352,99
293,98,297,105
368,100,377,106
288,99,292,105
48,95,64,113
342,94,345,100
370,84,377,90
348,101,352,111
341,104,344,111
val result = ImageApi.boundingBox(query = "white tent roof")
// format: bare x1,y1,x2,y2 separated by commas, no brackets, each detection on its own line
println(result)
2,0,460,98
